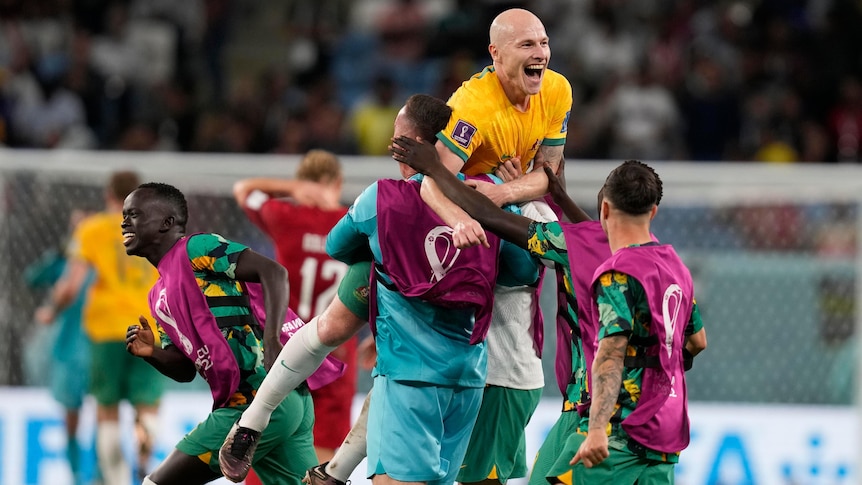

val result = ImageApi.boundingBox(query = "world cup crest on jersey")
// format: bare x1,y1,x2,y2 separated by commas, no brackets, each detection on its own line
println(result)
425,226,461,283
451,119,477,148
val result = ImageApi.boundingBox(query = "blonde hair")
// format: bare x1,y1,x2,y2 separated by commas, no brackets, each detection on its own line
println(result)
296,149,342,184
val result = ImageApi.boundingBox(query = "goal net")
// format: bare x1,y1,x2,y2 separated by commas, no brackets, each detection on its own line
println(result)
1,151,859,408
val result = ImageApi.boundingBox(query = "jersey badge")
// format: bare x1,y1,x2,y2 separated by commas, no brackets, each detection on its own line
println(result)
451,119,477,148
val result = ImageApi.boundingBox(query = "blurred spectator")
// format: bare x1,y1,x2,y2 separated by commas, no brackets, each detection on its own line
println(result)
799,119,831,162
576,2,639,92
679,55,741,160
375,0,429,63
64,29,109,141
753,128,799,163
272,113,310,154
201,0,233,105
10,52,95,149
86,3,146,146
114,121,159,151
347,74,402,156
282,0,352,81
827,76,862,162
739,90,775,158
191,109,231,152
603,60,683,160
304,73,351,153
645,2,695,92
426,0,488,62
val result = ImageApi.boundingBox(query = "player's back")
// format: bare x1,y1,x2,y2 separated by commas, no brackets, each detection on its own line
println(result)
256,200,348,321
70,211,158,342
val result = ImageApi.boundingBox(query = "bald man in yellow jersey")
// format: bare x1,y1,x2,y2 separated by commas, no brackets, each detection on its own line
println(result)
430,8,572,214
45,171,163,485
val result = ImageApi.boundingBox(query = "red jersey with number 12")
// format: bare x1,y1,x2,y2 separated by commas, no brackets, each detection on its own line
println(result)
243,198,348,321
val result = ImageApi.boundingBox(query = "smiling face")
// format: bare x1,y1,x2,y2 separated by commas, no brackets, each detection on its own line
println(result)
121,188,172,260
489,9,550,101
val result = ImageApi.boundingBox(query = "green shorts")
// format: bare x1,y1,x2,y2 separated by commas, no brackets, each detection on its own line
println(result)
457,385,543,484
530,410,581,485
336,261,371,320
570,441,675,485
89,341,164,406
177,386,317,484
544,430,585,485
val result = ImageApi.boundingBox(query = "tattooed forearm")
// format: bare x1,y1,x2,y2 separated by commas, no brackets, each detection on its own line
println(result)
587,334,628,433
533,145,564,172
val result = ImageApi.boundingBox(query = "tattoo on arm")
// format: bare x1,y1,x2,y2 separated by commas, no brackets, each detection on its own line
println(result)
533,145,564,172
588,334,628,432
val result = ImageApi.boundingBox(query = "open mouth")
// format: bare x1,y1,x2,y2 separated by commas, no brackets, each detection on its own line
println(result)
524,64,544,79
122,232,135,246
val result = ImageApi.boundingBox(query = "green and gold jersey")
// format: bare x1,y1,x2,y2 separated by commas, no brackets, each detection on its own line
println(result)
159,233,267,408
438,67,572,176
589,248,704,463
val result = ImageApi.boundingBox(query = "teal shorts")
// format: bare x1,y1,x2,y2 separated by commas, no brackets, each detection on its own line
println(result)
458,385,542,483
367,375,483,485
176,386,317,484
336,262,371,320
530,410,581,485
51,350,89,409
89,341,164,406
49,328,90,410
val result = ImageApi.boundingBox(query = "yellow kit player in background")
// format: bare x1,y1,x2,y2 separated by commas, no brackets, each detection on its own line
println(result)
44,170,164,485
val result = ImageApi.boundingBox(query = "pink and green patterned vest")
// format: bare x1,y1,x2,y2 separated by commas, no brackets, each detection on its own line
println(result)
591,244,694,453
150,237,344,410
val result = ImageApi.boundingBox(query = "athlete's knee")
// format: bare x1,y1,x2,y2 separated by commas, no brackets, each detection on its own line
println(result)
317,305,365,347
316,314,346,347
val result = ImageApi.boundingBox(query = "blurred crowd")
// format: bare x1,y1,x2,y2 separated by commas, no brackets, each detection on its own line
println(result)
0,0,861,162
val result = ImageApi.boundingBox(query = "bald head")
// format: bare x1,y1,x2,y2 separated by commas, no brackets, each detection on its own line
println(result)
489,8,545,46
488,8,550,101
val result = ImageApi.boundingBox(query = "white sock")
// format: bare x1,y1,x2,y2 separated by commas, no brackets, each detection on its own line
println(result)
97,421,131,485
239,317,336,431
139,412,159,444
138,412,159,472
326,392,371,482
142,477,158,485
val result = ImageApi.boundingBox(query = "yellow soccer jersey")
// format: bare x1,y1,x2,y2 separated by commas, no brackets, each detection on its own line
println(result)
437,66,572,176
68,212,158,342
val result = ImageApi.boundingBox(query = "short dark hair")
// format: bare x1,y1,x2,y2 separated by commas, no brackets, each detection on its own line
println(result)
137,182,189,229
596,186,604,216
403,94,452,142
108,170,141,201
602,160,663,215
